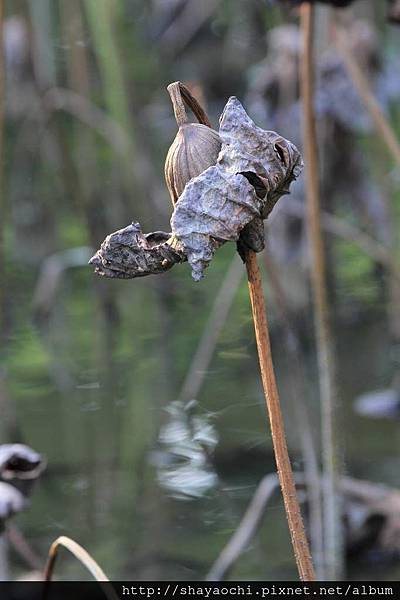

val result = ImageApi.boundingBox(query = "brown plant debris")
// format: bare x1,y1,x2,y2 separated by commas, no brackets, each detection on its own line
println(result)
90,98,302,281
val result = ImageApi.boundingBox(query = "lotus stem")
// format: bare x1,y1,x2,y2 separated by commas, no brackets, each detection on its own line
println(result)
245,249,315,581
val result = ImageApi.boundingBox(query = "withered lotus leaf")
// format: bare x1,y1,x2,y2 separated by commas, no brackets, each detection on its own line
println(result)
90,98,302,281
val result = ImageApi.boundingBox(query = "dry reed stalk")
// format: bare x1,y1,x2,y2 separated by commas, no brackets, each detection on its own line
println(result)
334,21,400,342
280,199,400,283
300,3,342,579
334,24,400,170
207,473,279,580
43,535,118,600
245,249,315,581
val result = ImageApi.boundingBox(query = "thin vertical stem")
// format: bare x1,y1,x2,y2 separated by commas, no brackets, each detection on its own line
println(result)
264,254,324,579
84,0,150,206
334,22,400,342
334,25,400,169
245,249,315,582
300,3,342,580
84,0,131,134
28,0,57,89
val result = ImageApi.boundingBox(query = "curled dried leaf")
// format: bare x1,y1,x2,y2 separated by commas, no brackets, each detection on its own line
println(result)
89,223,185,279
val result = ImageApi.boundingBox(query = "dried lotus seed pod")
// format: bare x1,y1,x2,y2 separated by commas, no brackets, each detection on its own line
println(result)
164,82,221,205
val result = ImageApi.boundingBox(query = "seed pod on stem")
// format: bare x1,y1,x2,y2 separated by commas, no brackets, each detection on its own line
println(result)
164,82,221,205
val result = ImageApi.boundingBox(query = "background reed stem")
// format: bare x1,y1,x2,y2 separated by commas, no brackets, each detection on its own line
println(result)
300,2,342,580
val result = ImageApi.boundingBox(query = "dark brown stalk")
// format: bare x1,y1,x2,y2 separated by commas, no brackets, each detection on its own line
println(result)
245,249,315,581
300,3,342,579
264,254,324,578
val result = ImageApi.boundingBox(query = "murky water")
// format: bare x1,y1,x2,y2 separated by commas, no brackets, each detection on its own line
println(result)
2,242,400,581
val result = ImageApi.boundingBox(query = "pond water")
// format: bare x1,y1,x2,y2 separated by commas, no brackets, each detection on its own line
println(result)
2,240,400,581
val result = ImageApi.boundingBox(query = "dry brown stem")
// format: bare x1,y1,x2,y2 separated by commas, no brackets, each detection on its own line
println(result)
43,536,118,600
263,253,324,578
245,249,315,581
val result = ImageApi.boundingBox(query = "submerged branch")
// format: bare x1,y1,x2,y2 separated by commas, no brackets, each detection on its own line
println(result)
207,474,279,581
207,473,400,582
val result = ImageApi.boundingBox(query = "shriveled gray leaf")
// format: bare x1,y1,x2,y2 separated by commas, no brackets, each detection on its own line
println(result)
171,97,302,279
171,166,262,280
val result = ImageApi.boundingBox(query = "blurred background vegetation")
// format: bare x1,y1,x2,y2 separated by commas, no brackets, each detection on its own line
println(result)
1,0,400,582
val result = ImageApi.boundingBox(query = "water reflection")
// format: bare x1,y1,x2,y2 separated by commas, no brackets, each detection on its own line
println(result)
154,401,218,500
354,389,400,419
